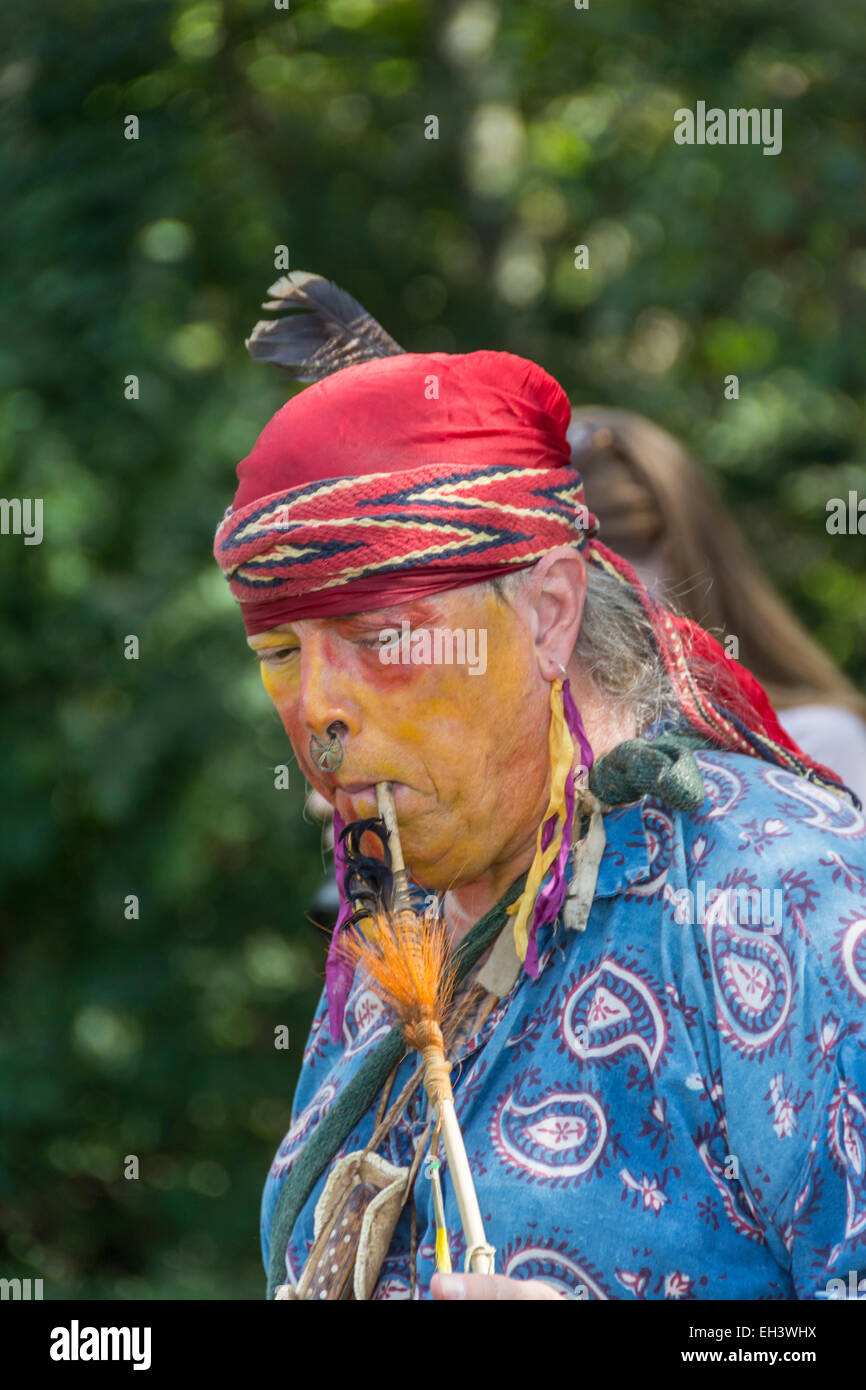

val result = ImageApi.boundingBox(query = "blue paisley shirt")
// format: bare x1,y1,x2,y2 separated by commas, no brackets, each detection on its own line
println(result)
262,750,866,1300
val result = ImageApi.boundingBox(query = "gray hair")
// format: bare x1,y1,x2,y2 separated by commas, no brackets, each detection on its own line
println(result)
487,563,681,733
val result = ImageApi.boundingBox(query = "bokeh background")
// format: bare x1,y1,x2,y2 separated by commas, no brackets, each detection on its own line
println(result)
1,0,864,1299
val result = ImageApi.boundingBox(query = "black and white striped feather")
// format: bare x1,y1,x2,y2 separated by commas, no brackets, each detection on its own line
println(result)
246,271,405,382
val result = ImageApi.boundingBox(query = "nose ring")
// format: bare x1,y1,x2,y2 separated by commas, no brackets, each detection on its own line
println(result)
309,722,345,772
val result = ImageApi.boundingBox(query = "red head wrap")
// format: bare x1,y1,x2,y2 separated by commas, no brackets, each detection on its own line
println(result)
214,350,596,632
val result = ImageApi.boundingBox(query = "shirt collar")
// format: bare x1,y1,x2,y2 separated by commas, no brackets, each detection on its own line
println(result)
531,798,655,977
581,798,654,898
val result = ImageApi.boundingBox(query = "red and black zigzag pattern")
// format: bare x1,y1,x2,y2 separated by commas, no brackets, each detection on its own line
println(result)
214,462,597,598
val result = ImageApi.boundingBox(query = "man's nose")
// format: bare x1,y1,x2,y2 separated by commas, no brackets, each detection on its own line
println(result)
297,635,360,746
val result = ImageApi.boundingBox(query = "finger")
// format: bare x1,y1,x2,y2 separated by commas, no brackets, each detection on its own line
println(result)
430,1273,563,1301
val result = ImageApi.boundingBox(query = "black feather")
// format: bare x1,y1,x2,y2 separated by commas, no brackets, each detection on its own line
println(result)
246,271,405,382
339,817,394,927
340,816,429,925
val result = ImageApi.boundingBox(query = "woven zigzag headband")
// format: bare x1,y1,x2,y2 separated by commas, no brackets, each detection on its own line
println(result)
214,461,596,599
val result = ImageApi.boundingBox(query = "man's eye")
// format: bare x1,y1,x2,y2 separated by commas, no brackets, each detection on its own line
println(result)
259,647,299,665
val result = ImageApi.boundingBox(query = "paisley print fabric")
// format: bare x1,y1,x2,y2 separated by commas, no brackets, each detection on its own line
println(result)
261,750,866,1300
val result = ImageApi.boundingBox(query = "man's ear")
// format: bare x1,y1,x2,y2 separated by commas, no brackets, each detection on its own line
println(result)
525,546,587,682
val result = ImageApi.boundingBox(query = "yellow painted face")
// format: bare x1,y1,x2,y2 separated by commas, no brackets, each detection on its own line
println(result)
246,585,552,891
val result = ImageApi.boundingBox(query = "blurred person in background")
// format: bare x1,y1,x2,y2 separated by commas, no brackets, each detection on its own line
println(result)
568,408,866,805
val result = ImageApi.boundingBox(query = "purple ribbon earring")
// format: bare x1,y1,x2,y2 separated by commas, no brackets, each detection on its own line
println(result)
523,665,595,975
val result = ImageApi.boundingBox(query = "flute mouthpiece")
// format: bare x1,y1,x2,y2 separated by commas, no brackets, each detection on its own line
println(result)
375,781,411,907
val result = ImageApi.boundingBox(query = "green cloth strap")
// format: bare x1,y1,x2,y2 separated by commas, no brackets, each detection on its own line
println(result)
266,729,710,1297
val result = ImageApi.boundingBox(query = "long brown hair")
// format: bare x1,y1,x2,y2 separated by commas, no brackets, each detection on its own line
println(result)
569,406,866,718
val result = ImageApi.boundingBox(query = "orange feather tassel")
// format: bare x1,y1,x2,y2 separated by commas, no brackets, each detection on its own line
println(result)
336,819,495,1277
338,907,456,1056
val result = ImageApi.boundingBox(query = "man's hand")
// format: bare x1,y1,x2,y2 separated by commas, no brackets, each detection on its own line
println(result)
431,1273,564,1300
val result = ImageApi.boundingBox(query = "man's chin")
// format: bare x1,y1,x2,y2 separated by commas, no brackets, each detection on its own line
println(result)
399,836,481,896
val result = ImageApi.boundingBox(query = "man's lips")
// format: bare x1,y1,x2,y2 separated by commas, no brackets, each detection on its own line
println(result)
333,776,405,792
333,780,410,814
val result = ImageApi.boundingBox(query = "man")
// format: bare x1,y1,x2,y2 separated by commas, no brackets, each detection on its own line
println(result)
213,288,866,1300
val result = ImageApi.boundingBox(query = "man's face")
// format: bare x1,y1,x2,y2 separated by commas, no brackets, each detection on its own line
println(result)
246,584,552,890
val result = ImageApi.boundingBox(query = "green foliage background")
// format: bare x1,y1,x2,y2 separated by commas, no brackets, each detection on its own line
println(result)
0,0,864,1299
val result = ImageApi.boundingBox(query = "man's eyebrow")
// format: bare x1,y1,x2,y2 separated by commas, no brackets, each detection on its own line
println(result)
344,601,443,624
340,612,398,626
246,631,299,649
338,607,399,621
245,601,447,649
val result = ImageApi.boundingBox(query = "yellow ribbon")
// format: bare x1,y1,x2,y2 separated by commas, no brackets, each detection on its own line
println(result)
506,678,576,961
435,1225,452,1274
